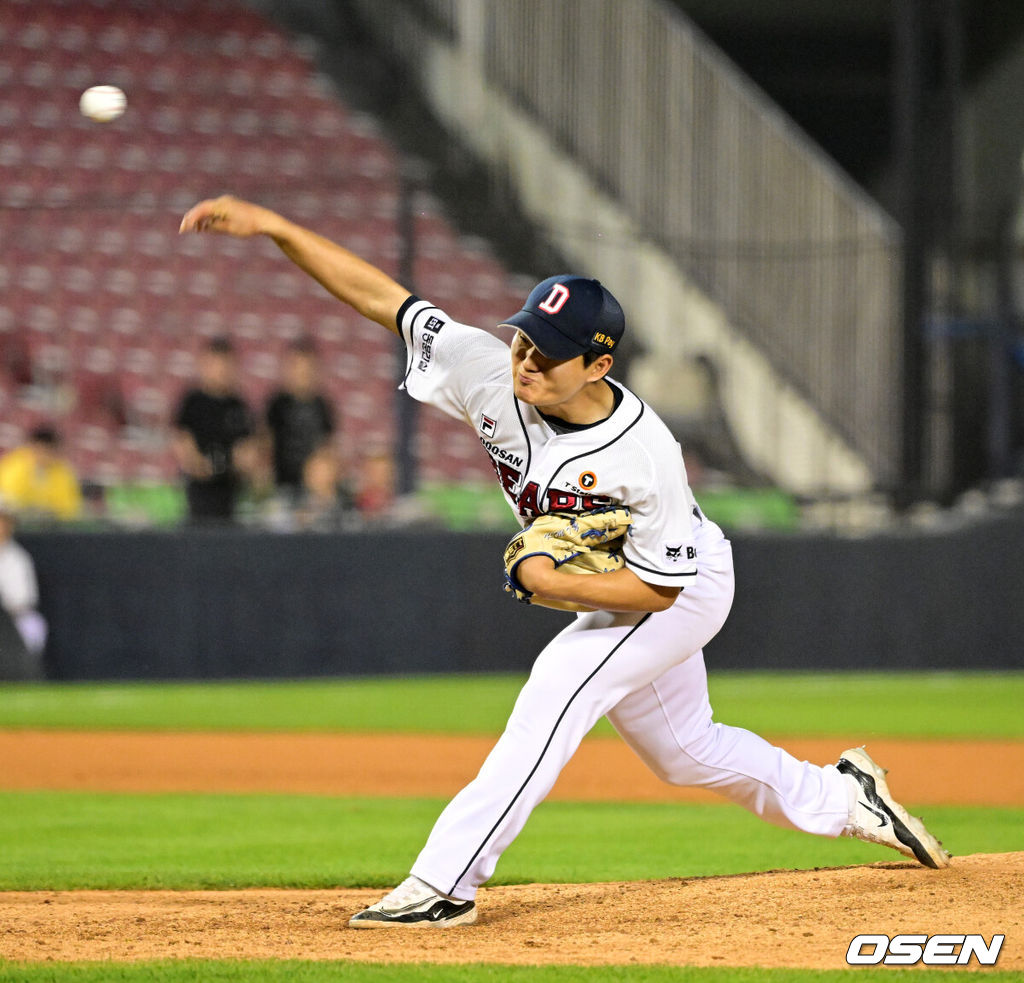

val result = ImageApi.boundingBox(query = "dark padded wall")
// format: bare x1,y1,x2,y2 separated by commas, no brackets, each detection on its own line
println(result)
711,516,1024,671
23,529,568,680
20,516,1024,680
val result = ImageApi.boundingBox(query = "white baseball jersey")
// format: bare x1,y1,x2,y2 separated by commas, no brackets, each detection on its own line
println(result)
393,295,854,903
398,296,719,589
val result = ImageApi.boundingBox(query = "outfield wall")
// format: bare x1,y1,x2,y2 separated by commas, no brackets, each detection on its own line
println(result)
20,516,1024,680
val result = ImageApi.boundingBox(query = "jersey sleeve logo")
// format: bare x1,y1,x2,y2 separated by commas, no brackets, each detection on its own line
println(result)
424,315,445,333
416,325,442,372
664,543,697,562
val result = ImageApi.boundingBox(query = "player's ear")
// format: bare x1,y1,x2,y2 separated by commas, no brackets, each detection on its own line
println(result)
586,354,614,382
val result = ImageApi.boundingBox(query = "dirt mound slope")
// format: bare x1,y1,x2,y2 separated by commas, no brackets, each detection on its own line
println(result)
1,853,1020,970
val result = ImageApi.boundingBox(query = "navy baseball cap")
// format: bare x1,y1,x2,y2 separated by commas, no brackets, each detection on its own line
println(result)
500,275,625,360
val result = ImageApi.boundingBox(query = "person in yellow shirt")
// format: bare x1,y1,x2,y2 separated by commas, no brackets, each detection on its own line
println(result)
0,426,82,522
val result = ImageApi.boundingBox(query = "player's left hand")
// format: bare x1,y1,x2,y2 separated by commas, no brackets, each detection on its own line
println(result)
503,507,631,611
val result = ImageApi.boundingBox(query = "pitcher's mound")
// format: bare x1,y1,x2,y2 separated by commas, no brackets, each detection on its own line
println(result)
1,853,1020,970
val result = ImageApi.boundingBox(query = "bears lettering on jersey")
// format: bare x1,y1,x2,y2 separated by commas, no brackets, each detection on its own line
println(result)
486,454,613,518
523,480,614,518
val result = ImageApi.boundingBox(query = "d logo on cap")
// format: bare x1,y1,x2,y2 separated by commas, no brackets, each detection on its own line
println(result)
538,284,571,315
500,274,626,361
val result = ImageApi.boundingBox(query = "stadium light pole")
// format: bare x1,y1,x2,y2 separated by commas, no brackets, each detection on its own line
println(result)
893,0,927,504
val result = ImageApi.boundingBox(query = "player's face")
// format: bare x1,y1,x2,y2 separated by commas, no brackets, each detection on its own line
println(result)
510,331,606,411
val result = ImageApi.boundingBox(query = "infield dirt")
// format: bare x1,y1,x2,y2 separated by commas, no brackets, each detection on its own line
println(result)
1,730,1021,970
1,855,1021,969
3,730,1024,804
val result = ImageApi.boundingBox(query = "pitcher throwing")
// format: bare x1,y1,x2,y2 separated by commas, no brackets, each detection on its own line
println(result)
180,195,950,928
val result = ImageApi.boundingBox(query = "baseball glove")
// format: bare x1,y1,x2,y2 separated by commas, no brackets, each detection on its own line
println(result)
503,506,632,612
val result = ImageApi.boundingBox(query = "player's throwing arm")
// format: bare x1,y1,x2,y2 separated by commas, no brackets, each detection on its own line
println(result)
180,196,410,333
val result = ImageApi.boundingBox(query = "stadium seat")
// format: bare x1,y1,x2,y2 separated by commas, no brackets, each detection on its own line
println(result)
0,0,533,494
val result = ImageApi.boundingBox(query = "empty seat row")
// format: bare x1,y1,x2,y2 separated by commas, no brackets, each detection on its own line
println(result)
0,0,521,490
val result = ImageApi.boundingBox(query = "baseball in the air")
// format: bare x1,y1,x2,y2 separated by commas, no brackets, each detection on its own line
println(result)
79,85,127,122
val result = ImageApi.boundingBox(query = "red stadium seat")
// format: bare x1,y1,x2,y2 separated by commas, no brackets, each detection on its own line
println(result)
0,0,539,490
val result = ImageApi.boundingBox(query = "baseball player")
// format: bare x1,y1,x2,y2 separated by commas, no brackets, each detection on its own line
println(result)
180,195,950,928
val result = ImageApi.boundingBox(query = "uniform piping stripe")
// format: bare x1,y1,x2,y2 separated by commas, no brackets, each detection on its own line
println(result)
512,396,533,492
542,398,645,500
396,293,418,328
448,612,653,896
626,559,698,578
397,297,418,388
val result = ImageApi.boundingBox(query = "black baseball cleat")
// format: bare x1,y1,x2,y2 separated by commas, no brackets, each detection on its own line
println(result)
348,876,478,928
837,746,951,869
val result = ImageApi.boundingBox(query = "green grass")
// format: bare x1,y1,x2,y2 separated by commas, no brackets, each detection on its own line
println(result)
1,674,1020,982
0,676,521,736
0,790,1016,891
1,672,1022,738
5,962,1022,983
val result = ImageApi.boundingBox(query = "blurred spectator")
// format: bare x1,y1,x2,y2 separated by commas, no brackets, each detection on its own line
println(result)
265,338,337,502
0,425,82,522
171,337,255,524
0,499,47,679
356,450,397,521
293,443,356,531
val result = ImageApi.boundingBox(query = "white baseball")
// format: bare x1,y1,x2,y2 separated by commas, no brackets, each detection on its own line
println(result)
79,85,127,123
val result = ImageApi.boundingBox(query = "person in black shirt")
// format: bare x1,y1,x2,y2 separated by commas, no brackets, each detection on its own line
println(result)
171,336,254,523
265,337,336,503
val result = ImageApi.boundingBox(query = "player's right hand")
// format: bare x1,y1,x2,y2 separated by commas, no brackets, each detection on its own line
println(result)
179,195,266,238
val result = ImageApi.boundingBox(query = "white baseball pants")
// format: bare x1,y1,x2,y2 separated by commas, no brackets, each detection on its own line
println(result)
411,532,854,901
